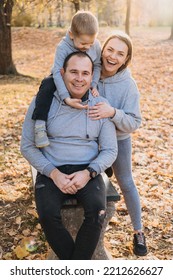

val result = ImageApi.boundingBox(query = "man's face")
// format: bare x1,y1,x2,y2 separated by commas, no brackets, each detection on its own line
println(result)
62,55,93,99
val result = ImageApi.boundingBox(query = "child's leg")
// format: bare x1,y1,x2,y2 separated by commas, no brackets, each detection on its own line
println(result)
32,75,56,148
32,75,56,121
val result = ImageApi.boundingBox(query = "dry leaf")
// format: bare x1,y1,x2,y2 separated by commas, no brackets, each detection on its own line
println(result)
14,246,29,259
15,216,22,225
27,208,38,218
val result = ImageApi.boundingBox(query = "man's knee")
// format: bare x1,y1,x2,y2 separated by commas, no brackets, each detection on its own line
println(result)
85,209,106,228
98,209,106,226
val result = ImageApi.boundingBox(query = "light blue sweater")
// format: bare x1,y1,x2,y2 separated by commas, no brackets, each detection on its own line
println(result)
20,92,117,177
52,32,101,100
98,68,142,140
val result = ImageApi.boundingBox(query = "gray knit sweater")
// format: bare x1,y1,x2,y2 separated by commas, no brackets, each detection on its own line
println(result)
20,92,117,177
98,68,142,140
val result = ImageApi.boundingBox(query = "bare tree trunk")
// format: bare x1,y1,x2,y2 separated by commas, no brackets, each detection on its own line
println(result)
125,0,131,35
0,0,18,75
69,0,80,12
169,25,173,40
48,9,53,27
56,0,64,27
73,1,80,12
81,0,91,10
169,7,173,40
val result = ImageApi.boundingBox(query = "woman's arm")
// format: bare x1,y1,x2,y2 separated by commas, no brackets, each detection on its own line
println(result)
89,82,142,133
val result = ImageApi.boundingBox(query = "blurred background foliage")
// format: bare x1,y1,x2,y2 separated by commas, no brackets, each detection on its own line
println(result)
0,0,173,75
11,0,172,28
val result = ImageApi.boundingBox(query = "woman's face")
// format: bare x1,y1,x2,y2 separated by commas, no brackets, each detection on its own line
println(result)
102,37,129,77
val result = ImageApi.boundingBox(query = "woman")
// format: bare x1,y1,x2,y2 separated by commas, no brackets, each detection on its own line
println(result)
89,31,148,256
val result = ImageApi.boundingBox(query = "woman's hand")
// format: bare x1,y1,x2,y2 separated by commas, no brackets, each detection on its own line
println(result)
88,102,116,120
91,87,99,97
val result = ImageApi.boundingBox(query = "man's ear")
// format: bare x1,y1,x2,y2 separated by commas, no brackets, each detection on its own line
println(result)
69,30,74,40
60,68,64,77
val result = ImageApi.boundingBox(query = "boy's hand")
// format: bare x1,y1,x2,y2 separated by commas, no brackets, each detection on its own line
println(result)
64,97,88,109
91,87,99,97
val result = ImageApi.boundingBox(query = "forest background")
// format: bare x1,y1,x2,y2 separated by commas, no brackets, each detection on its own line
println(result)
0,0,173,260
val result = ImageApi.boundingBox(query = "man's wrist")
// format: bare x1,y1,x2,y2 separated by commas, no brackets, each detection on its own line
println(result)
84,169,90,178
86,167,97,179
50,168,60,179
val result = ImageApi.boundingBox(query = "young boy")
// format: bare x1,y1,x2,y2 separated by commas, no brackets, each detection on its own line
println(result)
32,11,101,148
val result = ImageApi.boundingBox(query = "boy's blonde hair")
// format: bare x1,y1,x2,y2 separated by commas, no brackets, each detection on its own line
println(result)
70,11,98,36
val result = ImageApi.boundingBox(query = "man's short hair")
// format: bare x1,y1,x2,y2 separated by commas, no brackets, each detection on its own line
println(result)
63,51,94,73
70,11,98,36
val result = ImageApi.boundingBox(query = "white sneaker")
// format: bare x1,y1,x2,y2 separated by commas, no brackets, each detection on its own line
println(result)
35,124,50,148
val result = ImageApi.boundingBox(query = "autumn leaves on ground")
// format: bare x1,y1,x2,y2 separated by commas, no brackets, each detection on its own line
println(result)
0,27,172,260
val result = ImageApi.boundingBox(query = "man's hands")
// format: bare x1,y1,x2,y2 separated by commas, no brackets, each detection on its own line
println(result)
65,170,90,192
50,169,73,193
50,168,90,194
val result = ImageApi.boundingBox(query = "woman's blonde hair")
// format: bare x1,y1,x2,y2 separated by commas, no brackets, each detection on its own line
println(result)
102,31,133,72
70,11,98,36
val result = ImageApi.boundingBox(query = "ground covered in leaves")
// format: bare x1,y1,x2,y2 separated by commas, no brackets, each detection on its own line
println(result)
0,26,172,260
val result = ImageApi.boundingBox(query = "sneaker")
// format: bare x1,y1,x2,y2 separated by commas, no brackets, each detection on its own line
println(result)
133,232,148,256
105,167,113,177
35,124,50,148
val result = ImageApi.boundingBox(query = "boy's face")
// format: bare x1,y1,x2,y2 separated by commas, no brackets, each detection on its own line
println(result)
69,32,96,52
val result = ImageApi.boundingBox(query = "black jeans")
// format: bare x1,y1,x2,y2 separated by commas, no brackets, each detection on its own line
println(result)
32,75,56,121
35,165,106,260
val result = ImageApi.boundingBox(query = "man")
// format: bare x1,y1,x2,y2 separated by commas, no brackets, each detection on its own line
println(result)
21,51,117,260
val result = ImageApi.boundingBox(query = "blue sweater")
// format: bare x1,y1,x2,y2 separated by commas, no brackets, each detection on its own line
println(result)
21,92,117,177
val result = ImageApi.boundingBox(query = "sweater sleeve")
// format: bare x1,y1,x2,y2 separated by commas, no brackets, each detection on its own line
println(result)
52,42,71,101
88,119,117,174
110,81,142,133
20,98,56,177
91,40,101,89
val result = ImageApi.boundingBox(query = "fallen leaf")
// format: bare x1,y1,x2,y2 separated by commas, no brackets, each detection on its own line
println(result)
14,245,29,259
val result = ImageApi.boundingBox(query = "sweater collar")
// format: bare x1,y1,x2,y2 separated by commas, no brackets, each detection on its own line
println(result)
100,68,131,84
81,90,89,102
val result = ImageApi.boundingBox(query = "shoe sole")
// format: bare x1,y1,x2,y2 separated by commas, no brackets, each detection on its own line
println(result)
36,143,50,148
133,249,148,256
